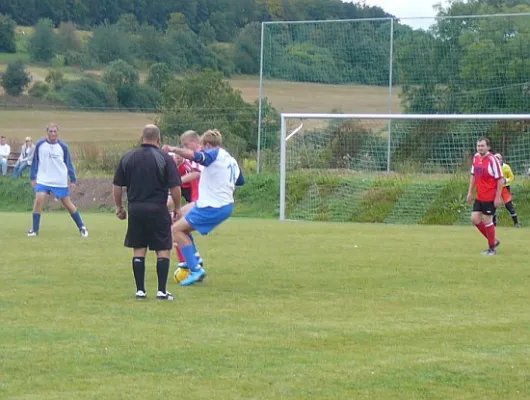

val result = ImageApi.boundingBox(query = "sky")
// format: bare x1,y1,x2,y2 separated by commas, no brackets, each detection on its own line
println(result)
362,0,449,29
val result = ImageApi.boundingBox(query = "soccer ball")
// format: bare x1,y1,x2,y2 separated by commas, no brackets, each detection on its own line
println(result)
173,267,190,284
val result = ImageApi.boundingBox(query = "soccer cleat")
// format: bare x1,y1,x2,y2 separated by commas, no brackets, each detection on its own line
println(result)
156,291,174,300
80,227,89,238
515,223,521,228
27,230,38,237
135,290,147,299
482,248,497,256
179,269,206,287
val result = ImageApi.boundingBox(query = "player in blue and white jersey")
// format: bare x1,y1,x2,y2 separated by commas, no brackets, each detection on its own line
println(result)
28,123,88,238
170,129,245,286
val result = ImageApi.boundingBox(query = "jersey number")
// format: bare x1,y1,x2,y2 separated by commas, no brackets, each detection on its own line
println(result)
227,163,237,183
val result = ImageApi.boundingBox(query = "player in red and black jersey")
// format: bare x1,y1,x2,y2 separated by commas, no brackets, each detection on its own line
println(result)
467,137,503,255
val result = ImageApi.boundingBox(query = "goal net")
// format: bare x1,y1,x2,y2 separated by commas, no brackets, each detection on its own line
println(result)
279,113,530,224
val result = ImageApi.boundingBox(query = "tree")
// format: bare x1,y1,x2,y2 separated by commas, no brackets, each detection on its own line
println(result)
0,60,32,96
102,59,140,91
146,63,172,92
56,22,81,54
199,21,215,44
0,14,16,53
88,24,134,64
116,13,140,34
29,18,56,62
167,12,189,32
159,70,261,154
234,22,261,74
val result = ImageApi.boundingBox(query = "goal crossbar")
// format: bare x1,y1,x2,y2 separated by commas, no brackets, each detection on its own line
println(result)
279,113,530,221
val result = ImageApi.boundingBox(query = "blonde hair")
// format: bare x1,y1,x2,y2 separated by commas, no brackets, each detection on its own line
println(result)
46,123,59,132
180,130,200,142
200,129,223,147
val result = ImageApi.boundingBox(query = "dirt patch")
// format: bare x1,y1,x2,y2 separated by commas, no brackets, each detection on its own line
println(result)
44,177,118,211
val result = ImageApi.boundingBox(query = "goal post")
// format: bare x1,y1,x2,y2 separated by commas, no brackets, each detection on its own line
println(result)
279,113,530,222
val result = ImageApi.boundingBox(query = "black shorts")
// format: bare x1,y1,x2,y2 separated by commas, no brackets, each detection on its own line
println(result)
125,204,172,251
181,187,192,203
473,200,496,216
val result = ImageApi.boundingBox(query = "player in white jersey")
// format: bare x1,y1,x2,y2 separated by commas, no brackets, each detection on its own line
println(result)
170,129,245,286
28,123,88,237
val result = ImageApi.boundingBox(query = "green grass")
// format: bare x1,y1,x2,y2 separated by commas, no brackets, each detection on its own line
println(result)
1,213,530,399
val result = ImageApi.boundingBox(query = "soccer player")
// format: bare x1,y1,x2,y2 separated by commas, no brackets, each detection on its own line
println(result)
170,129,245,286
493,153,520,228
166,151,203,269
164,130,204,270
466,137,503,255
28,123,88,238
113,124,182,300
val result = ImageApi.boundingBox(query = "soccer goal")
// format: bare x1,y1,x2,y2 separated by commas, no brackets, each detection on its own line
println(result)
279,113,530,223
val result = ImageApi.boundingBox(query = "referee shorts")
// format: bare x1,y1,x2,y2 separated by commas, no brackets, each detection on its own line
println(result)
125,204,172,251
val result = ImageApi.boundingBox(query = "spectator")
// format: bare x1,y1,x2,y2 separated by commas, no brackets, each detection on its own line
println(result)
0,136,11,177
13,136,35,178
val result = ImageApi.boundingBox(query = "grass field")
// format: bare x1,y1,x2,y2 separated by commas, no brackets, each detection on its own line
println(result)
1,213,529,399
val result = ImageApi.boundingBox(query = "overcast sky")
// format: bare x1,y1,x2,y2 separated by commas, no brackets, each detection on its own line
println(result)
362,0,450,29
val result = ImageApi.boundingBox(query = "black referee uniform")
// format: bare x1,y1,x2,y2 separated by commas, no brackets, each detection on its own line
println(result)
113,143,181,300
113,144,181,250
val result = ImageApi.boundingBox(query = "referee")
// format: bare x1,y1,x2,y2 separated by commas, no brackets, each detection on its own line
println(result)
113,124,182,300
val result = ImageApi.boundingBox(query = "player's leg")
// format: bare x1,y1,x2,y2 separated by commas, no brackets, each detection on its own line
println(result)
481,202,499,255
471,201,488,239
174,202,204,268
125,210,149,299
59,193,88,237
28,189,47,236
149,210,174,300
175,204,234,286
503,187,519,227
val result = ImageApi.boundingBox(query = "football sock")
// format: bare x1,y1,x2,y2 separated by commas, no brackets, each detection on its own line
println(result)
475,221,487,238
32,212,41,232
188,234,202,261
176,246,185,263
505,202,519,225
70,211,85,229
156,258,170,293
132,257,146,292
485,222,497,249
181,245,199,271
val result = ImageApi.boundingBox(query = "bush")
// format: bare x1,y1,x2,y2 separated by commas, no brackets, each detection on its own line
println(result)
29,18,56,62
58,79,117,109
117,84,161,111
102,59,139,91
0,14,16,53
28,81,50,98
0,60,32,96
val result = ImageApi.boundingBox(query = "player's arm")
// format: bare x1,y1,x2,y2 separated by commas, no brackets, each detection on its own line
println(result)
60,142,77,184
166,155,182,214
467,164,475,202
236,169,245,186
30,141,42,183
112,158,127,217
171,147,218,166
181,171,200,184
